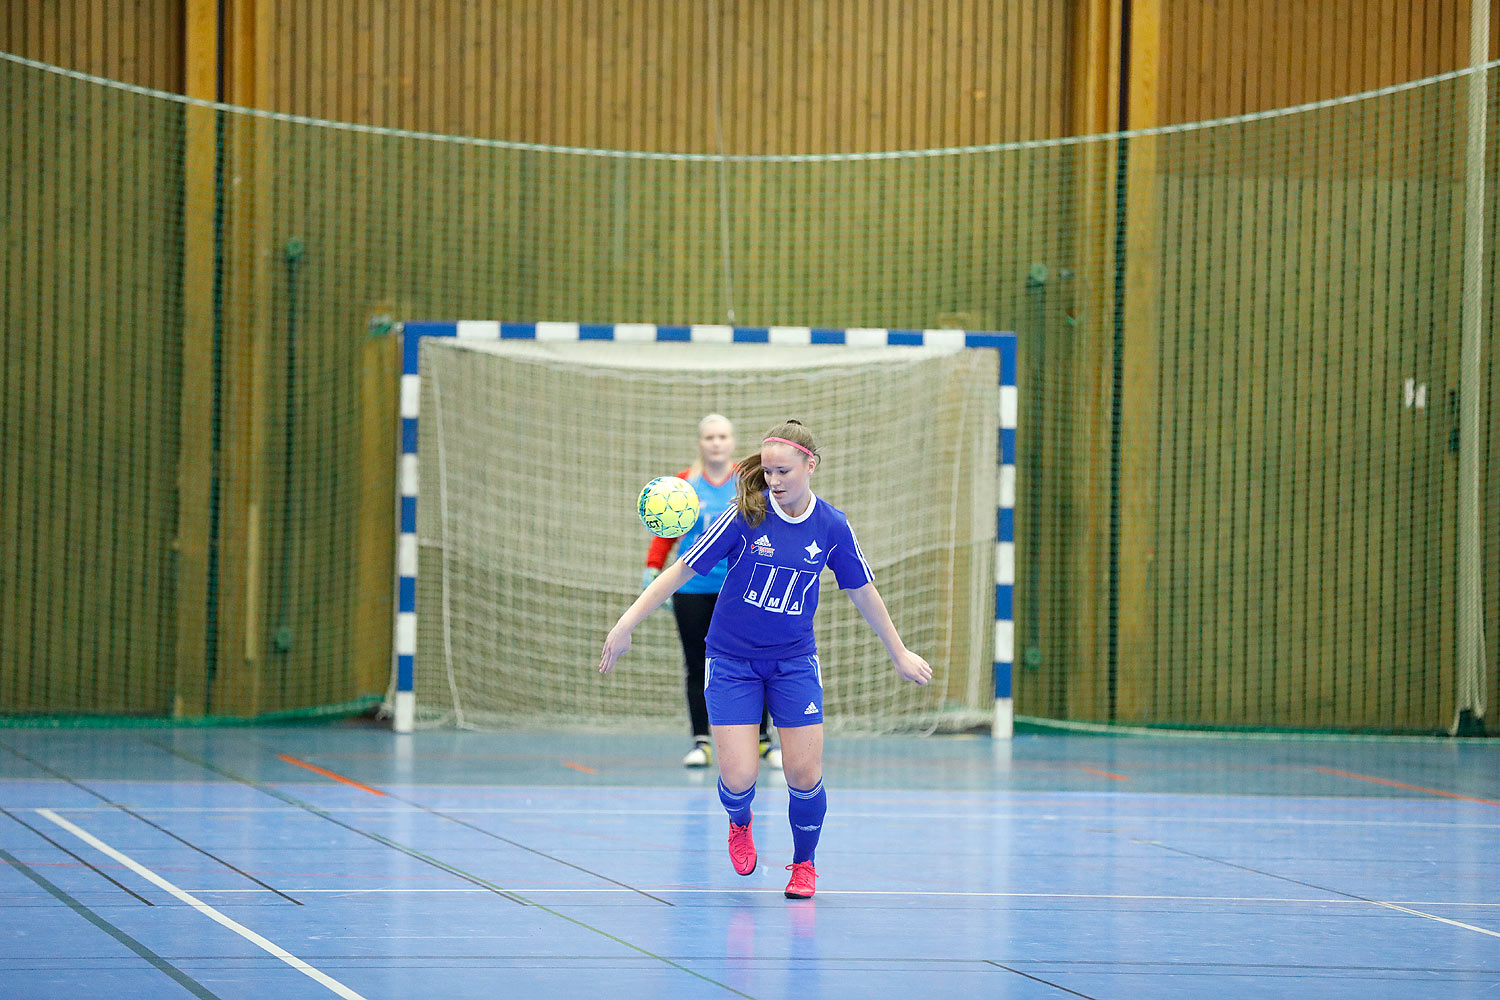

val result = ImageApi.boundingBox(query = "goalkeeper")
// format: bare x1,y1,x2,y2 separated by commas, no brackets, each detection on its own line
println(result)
644,414,778,769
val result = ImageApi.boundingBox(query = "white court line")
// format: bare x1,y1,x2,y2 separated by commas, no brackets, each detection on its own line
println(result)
33,805,1500,830
175,886,1500,906
36,809,369,1000
1366,900,1500,940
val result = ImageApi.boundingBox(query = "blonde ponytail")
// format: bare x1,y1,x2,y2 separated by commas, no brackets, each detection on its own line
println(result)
734,452,768,526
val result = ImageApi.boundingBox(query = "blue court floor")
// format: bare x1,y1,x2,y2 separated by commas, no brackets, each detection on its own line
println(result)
1,723,1498,999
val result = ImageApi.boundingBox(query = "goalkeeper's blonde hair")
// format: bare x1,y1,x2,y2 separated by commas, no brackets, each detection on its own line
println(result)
686,413,734,480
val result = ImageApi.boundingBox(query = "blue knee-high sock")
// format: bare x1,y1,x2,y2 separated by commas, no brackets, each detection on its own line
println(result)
718,778,755,826
787,780,827,864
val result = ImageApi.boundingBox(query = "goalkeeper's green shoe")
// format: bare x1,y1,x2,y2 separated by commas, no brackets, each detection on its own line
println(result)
759,738,782,770
682,741,713,768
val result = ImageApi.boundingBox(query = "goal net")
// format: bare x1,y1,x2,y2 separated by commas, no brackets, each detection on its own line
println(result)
411,338,998,733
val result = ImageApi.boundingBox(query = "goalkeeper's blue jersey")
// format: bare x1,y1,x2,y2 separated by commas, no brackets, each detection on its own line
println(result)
682,491,873,660
674,469,739,595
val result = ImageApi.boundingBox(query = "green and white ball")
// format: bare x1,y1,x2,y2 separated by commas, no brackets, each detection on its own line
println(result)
637,476,701,539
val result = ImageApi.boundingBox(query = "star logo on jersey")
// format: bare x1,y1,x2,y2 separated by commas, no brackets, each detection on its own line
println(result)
803,540,822,563
752,534,775,557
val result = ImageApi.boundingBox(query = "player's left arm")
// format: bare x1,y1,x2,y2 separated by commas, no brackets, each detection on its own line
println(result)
845,582,931,686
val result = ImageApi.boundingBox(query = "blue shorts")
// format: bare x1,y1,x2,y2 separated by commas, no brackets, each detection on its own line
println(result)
705,654,824,728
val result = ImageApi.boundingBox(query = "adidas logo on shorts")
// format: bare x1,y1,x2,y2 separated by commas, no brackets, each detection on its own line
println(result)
803,702,819,715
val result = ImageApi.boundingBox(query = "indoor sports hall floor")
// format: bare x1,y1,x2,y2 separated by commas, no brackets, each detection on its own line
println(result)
1,723,1497,999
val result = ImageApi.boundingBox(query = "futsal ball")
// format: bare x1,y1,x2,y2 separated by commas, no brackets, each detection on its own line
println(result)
638,476,700,538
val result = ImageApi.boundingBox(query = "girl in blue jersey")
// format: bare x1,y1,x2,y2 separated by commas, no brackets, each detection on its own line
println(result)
642,414,777,769
601,419,931,899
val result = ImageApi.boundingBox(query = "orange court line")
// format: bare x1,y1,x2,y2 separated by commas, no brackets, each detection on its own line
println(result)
277,754,386,797
1314,766,1500,808
1079,767,1130,782
562,762,598,774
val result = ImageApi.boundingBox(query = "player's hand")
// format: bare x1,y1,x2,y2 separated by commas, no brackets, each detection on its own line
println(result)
892,648,932,685
599,623,633,674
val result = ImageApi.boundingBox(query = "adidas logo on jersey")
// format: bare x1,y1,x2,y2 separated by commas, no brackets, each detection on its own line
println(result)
755,534,771,546
803,702,819,715
751,534,775,557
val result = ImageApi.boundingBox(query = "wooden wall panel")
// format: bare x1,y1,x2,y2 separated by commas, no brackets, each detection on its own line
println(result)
0,0,183,89
1141,12,1483,731
253,0,1071,151
1161,0,1497,125
1481,95,1500,729
0,1,185,714
6,0,1497,728
185,0,1077,717
1150,170,1463,730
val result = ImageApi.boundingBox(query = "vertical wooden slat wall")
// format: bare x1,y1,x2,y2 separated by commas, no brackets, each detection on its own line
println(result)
0,0,184,87
217,0,1077,719
4,1,1498,726
1133,0,1495,729
1162,0,1491,124
0,0,185,714
255,0,1071,149
1487,106,1500,728
175,0,216,716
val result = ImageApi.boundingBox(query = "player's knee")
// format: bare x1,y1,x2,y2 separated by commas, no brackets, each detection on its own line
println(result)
720,766,757,794
783,760,822,789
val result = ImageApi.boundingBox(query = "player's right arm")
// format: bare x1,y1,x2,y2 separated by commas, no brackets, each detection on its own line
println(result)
600,560,695,673
605,507,741,674
642,535,677,589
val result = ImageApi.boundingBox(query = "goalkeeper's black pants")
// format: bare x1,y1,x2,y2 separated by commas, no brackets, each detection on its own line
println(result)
672,593,770,743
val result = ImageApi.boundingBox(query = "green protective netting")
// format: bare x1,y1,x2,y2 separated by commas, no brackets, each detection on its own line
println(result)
1,50,1496,732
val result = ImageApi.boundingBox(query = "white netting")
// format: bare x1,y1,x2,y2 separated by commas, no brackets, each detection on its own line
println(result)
412,339,998,733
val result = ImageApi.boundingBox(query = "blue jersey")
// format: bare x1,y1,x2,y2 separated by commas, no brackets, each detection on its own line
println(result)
682,491,874,660
647,468,739,594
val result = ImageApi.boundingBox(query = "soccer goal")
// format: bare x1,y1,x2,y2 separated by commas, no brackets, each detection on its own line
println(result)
391,322,1017,737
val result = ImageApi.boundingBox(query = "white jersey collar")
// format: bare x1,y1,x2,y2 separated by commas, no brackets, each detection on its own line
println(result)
769,491,817,524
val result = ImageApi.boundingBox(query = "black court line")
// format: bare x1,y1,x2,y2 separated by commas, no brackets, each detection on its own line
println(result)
241,735,673,906
0,739,301,905
987,961,1102,998
0,806,153,906
0,843,223,1000
351,785,677,906
1004,960,1500,973
137,736,531,906
144,737,758,999
1140,839,1500,941
400,801,676,906
1143,839,1416,906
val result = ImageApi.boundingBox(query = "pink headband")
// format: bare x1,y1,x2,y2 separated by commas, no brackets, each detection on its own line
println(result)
763,436,815,458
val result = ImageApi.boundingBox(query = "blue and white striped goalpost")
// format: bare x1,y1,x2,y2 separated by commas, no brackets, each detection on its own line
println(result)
392,321,1019,738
